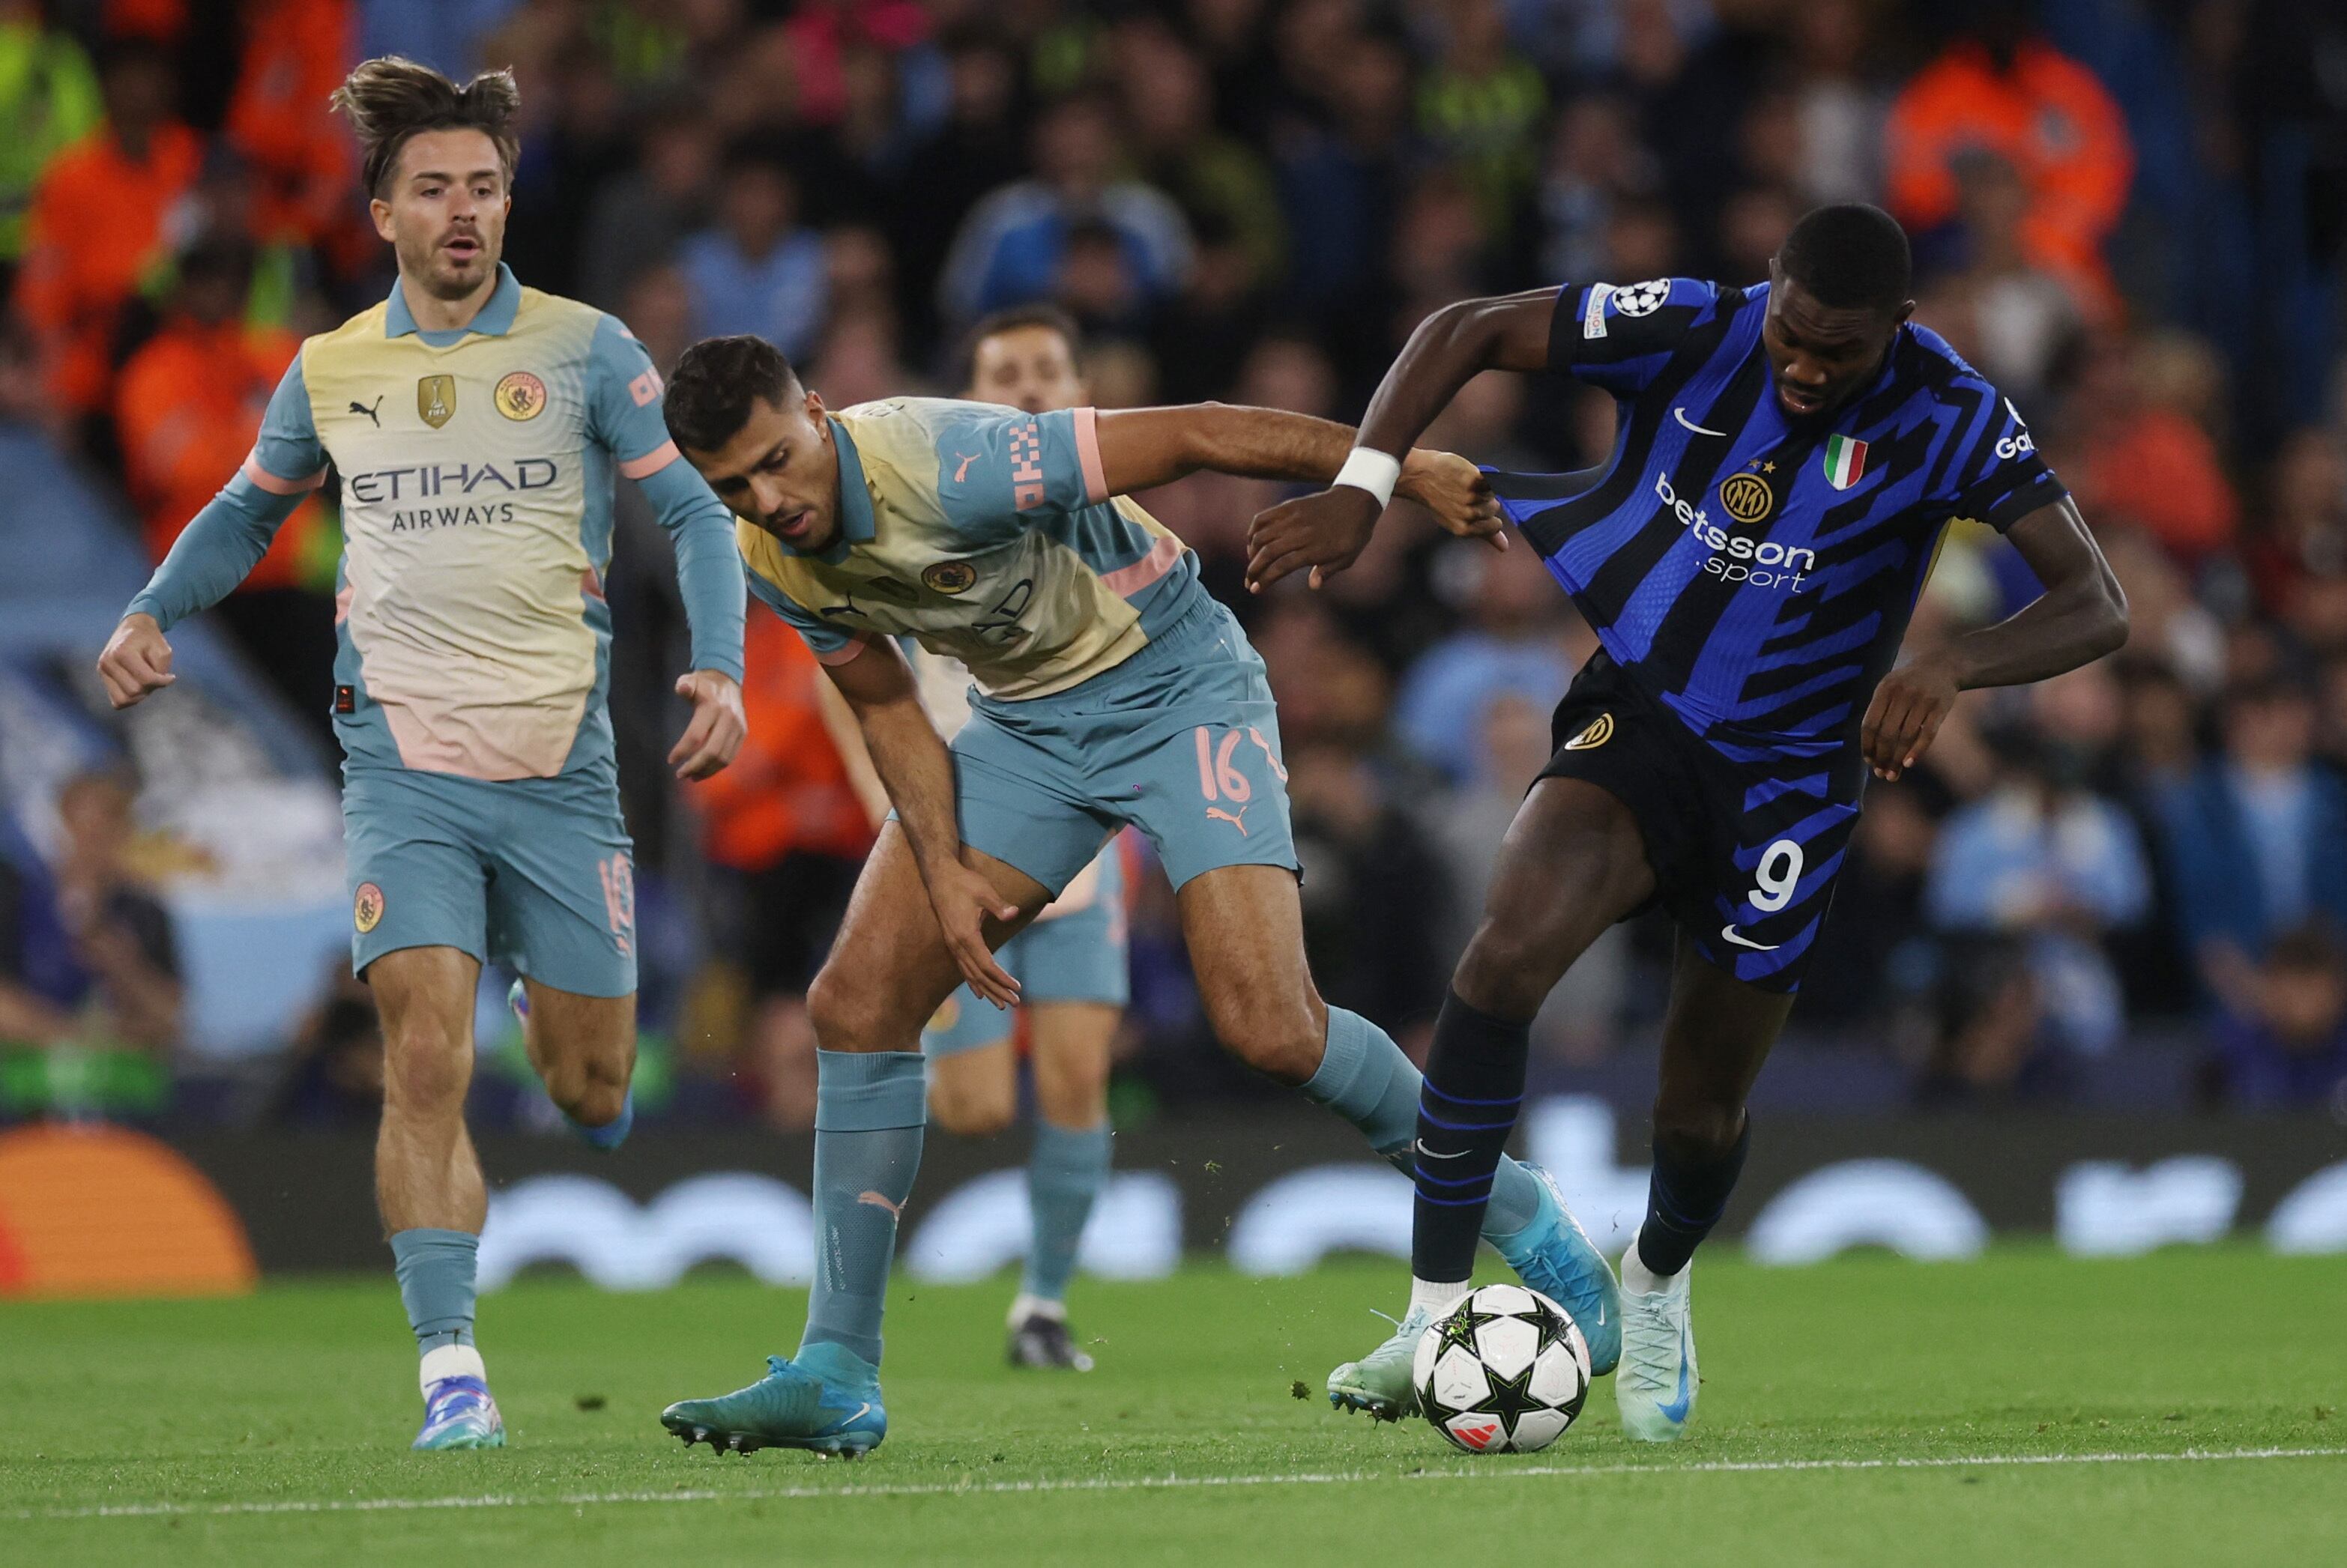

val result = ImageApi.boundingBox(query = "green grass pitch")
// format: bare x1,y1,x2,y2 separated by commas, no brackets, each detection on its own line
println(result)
4,1248,2343,1565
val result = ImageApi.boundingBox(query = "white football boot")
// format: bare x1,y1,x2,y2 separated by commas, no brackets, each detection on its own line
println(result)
1614,1229,1697,1442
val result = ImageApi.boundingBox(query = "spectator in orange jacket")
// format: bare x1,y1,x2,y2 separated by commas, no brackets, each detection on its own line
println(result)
114,236,335,725
10,37,201,418
1885,1,2131,318
2065,333,2239,567
226,0,358,254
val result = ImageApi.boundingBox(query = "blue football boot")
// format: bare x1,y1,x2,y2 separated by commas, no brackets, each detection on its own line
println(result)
414,1375,506,1450
660,1344,887,1459
1490,1163,1622,1375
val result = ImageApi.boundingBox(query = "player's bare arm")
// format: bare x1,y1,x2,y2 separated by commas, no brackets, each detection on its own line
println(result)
1091,404,1499,546
1244,288,1556,591
821,635,1021,1008
97,613,176,708
1861,495,2127,781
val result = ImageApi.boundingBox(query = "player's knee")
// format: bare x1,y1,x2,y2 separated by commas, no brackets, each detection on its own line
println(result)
1652,1100,1745,1163
1453,925,1563,1020
929,1082,1015,1136
382,1015,470,1112
806,963,883,1053
1213,1005,1323,1083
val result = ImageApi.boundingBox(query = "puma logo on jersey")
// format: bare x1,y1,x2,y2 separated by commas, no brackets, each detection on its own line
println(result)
856,1190,903,1217
953,451,980,482
350,396,383,426
1206,805,1250,835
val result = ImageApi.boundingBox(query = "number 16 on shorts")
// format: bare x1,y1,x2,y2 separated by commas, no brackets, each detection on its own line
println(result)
1192,724,1287,839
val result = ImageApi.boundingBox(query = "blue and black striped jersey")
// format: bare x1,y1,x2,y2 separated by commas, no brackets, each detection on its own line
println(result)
1495,277,2066,765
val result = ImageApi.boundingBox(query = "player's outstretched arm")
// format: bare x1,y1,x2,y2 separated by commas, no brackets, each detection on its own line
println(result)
822,636,1021,1008
1245,288,1556,592
1086,405,1497,544
99,473,310,708
1861,495,2128,782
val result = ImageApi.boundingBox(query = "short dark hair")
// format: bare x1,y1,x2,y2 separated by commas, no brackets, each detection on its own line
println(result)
665,335,802,455
1777,202,1912,315
331,55,522,199
957,303,1083,390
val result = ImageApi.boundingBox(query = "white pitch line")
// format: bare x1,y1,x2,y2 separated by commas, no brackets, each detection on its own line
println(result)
16,1445,2347,1522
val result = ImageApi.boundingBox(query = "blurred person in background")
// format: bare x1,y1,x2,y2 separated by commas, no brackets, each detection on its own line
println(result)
2153,676,2347,1009
939,91,1193,329
1413,0,1546,246
1393,530,1574,789
1884,0,2131,318
2244,426,2347,623
1288,735,1453,1054
224,0,359,257
576,99,717,314
1915,150,2085,408
114,234,334,727
10,35,199,423
2205,920,2347,1111
2066,333,2238,570
0,772,183,1123
0,0,100,288
679,144,830,361
267,962,385,1127
1925,725,2150,1057
687,614,875,1133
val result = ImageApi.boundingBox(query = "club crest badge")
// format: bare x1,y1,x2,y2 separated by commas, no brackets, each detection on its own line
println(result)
495,370,547,421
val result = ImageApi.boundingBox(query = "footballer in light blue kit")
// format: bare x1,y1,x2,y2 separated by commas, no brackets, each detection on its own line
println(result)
649,333,1626,1458
96,61,748,1453
909,306,1133,1374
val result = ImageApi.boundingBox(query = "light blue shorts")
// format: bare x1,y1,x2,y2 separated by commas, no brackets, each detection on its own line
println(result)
952,594,1299,896
922,843,1129,1057
342,763,636,998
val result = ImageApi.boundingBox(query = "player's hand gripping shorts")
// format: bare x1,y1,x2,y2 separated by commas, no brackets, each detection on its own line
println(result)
1536,650,1858,993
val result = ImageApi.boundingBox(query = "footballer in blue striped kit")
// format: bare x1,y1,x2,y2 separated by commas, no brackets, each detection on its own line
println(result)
1248,203,2130,1441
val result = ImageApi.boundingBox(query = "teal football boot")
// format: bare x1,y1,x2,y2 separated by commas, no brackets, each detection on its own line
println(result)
1326,1305,1431,1421
1490,1163,1622,1375
660,1344,887,1458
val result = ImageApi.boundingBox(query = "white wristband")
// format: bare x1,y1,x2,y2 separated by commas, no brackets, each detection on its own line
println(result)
1332,447,1402,509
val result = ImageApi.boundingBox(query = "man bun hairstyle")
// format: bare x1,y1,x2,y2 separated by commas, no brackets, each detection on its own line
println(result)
665,335,803,455
1778,202,1912,316
332,55,522,199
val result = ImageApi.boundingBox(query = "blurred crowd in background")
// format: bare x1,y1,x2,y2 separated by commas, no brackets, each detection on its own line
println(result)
1,0,2346,1133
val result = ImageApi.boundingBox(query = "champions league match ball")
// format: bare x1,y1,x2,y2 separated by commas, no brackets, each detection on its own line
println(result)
1413,1284,1592,1454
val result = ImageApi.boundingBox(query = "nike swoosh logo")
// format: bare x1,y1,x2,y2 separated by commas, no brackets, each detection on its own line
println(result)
1719,924,1780,951
1415,1141,1470,1160
1657,1330,1692,1422
1674,407,1727,438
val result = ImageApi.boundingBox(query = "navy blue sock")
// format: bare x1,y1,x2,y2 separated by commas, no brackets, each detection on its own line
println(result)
1637,1116,1751,1277
1410,989,1530,1283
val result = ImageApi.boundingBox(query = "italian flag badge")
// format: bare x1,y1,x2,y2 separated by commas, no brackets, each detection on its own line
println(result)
1822,433,1868,489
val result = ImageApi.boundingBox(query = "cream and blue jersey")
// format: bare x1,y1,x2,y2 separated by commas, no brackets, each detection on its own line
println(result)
130,264,746,781
738,397,1200,698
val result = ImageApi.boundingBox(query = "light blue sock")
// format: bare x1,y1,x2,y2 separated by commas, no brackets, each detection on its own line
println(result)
566,1087,634,1151
800,1050,926,1374
1023,1120,1110,1304
389,1228,478,1356
1302,1007,1539,1236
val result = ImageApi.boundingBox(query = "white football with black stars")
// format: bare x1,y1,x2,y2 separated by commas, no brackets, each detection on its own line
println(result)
1411,1283,1591,1454
1613,278,1672,316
